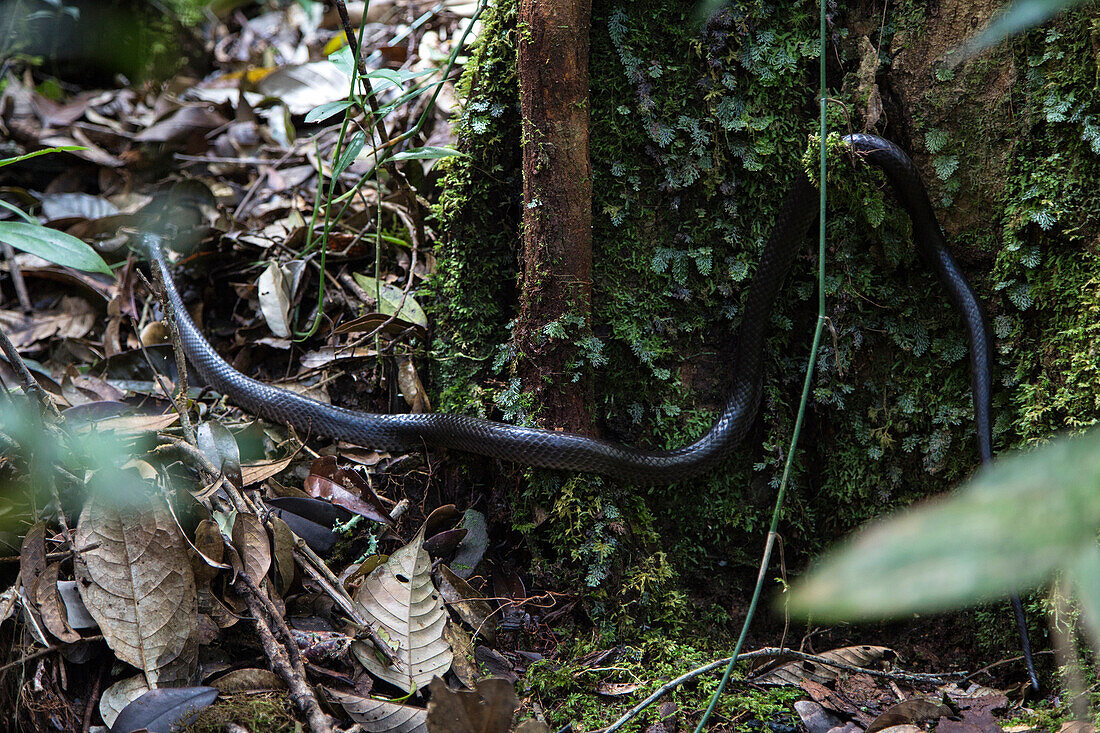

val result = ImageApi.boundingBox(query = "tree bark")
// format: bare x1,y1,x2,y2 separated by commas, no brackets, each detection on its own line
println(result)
514,0,593,434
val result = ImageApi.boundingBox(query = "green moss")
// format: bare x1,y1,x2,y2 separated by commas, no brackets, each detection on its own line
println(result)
525,634,803,731
431,0,1100,637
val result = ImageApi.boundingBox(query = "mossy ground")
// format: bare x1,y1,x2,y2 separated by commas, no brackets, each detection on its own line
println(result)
429,0,1100,713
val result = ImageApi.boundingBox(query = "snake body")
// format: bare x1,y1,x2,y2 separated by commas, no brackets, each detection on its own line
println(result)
143,134,993,484
140,132,1039,688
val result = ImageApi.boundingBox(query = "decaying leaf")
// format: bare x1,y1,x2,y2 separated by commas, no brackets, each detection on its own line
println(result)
257,259,300,338
352,528,452,693
865,699,954,733
74,492,197,686
231,512,272,585
329,690,428,733
241,455,295,486
32,562,80,643
352,273,428,328
753,645,896,685
397,357,431,413
425,677,517,733
436,563,497,644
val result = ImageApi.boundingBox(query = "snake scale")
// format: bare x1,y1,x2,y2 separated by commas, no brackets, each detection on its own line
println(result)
138,132,1038,688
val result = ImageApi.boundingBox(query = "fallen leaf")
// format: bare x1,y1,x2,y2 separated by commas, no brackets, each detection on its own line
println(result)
866,699,953,733
231,513,272,585
74,492,197,686
328,690,427,733
425,677,517,733
111,686,219,733
351,527,453,693
755,645,896,685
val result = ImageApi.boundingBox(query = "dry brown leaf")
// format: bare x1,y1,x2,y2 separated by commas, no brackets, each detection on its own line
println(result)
32,562,80,644
241,456,295,486
1058,723,1096,733
19,522,47,594
425,677,517,733
351,528,452,693
397,357,431,413
231,513,271,585
74,412,180,437
269,515,296,597
437,564,497,644
866,699,953,733
443,620,479,689
754,645,896,685
74,493,197,686
329,690,427,733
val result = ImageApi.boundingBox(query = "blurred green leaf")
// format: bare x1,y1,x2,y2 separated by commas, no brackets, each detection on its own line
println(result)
788,428,1100,621
387,146,465,162
955,0,1091,59
0,222,111,274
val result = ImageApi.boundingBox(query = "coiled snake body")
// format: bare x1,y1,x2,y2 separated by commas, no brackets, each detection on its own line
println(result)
139,132,1038,688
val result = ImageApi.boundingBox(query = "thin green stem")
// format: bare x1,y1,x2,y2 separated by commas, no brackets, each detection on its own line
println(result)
691,0,828,728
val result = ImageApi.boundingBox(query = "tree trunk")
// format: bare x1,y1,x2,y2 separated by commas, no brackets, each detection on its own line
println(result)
513,0,593,434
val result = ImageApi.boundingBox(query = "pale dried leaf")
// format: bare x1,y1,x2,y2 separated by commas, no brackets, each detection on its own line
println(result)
74,412,179,436
100,674,150,728
241,456,295,486
257,260,294,338
329,690,428,733
397,357,430,413
74,494,197,686
352,528,452,693
755,645,895,685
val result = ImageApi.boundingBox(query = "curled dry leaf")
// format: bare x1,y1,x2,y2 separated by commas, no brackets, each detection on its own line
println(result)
328,690,427,733
19,522,47,595
754,645,896,685
352,528,453,693
74,493,197,686
436,563,497,644
32,562,80,643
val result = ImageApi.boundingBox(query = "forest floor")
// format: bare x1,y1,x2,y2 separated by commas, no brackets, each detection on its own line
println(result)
0,1,1088,732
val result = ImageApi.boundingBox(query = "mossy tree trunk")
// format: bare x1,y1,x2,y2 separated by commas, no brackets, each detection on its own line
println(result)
513,0,594,433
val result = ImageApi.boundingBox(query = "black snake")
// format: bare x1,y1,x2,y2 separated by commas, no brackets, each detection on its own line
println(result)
137,132,1038,688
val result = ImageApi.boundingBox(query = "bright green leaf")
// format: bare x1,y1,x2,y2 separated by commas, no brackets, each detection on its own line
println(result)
788,428,1100,621
305,100,354,123
0,222,111,274
954,0,1090,59
329,45,356,79
0,146,87,168
352,274,428,328
387,146,465,162
333,131,367,178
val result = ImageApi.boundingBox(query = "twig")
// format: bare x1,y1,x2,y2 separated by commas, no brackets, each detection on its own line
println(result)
0,323,59,418
0,635,103,674
602,647,960,733
0,543,100,564
135,265,198,444
2,241,31,312
236,572,334,733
